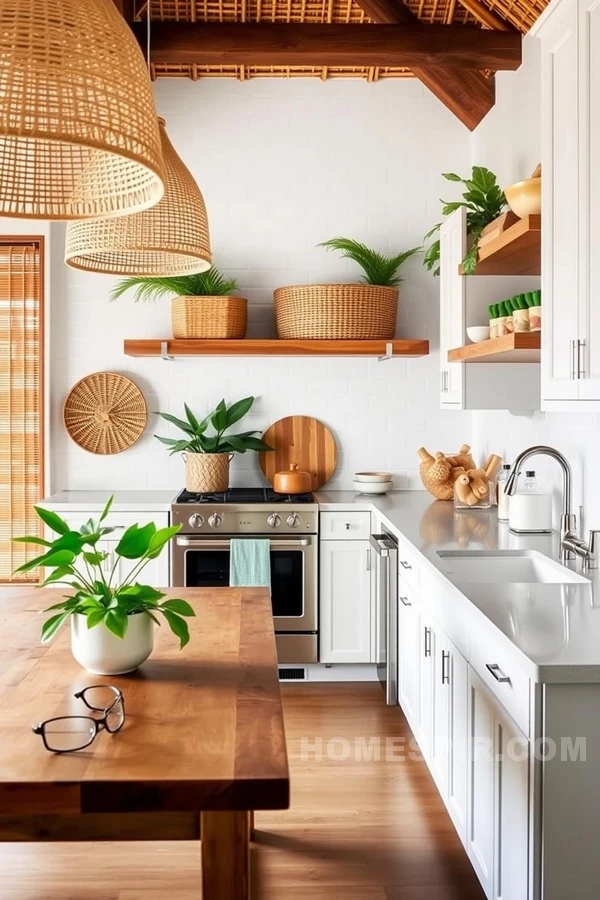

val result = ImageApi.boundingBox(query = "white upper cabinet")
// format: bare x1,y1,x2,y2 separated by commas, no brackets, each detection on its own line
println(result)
539,0,600,407
439,210,540,411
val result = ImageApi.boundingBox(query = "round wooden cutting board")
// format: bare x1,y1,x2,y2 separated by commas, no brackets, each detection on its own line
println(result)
259,416,338,490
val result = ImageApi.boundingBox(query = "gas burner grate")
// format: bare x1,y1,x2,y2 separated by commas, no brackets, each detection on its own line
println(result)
175,487,315,504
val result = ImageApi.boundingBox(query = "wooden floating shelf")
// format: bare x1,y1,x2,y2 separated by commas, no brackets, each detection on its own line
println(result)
460,214,541,276
448,332,541,363
124,338,430,359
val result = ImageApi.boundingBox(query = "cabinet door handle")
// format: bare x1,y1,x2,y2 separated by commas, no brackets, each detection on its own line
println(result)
424,626,432,658
486,663,511,684
400,560,412,570
441,650,450,685
366,549,371,571
570,339,577,380
578,339,586,380
399,595,411,607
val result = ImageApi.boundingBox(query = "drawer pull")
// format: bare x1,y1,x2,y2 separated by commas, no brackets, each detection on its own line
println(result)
399,595,411,607
345,523,351,530
441,650,450,685
424,626,432,658
400,560,412,570
486,663,511,684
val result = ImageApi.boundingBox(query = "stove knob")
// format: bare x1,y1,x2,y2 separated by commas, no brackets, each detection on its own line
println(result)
286,513,301,528
188,513,204,529
208,514,223,529
267,513,281,528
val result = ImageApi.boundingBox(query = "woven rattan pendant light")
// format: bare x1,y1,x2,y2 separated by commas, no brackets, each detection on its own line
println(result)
0,0,164,220
64,118,211,275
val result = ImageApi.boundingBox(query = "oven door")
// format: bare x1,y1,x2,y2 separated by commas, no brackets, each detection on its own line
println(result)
172,536,317,632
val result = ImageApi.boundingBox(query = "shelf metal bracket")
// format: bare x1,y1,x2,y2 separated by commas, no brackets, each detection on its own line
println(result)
161,341,175,361
377,342,393,362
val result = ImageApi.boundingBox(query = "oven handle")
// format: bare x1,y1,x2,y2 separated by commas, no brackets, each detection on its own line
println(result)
175,537,312,549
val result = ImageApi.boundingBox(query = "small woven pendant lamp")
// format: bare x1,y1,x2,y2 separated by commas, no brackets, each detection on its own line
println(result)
0,0,164,219
64,118,211,275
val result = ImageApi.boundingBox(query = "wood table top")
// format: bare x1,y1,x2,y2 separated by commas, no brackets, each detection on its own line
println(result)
0,587,289,815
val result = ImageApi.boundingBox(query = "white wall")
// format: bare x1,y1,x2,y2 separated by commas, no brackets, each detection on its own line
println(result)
49,78,472,493
471,34,600,528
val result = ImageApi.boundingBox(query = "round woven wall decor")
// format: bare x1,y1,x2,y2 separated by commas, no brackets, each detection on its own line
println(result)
63,373,147,455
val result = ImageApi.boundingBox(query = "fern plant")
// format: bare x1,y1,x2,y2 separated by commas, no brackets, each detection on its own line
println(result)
423,167,507,277
319,237,420,288
110,267,239,303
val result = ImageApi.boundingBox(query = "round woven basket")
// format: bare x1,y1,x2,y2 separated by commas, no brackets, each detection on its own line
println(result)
63,373,147,455
171,296,247,339
274,284,399,339
184,453,231,493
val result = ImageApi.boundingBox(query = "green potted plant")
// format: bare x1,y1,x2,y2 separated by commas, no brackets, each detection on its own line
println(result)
155,396,272,493
110,266,247,340
13,497,193,675
274,237,420,340
423,167,507,276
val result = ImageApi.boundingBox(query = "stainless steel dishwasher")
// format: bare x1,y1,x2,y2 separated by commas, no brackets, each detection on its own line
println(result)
370,531,399,705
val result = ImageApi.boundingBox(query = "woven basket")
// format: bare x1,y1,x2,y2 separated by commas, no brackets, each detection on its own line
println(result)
63,372,147,455
172,296,247,339
184,452,231,493
274,284,399,340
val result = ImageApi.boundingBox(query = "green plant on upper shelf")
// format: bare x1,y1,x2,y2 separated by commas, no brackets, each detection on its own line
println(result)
155,396,273,456
13,497,194,647
109,266,239,303
423,167,507,277
319,237,420,288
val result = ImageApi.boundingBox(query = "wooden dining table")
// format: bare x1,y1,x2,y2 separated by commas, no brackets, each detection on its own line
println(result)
0,586,290,899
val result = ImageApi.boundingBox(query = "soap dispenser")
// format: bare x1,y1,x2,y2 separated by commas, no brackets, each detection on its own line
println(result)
509,469,553,534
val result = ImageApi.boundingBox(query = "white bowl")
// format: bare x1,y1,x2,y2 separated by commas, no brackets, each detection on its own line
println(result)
354,471,393,483
466,326,490,343
353,480,393,495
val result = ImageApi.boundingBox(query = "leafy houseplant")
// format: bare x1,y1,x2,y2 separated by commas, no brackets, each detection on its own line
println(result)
109,267,247,340
13,497,194,675
155,396,272,493
423,167,507,276
274,237,420,341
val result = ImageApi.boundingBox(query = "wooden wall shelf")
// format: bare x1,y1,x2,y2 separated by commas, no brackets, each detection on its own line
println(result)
124,338,430,359
447,332,541,363
460,214,541,276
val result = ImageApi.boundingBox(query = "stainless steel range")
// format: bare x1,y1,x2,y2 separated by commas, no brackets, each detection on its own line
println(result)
171,488,318,663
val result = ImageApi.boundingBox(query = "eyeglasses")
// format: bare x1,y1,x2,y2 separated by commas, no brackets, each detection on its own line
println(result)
31,685,125,753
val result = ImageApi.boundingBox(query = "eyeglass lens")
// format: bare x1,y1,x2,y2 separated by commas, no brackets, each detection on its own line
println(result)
43,717,96,753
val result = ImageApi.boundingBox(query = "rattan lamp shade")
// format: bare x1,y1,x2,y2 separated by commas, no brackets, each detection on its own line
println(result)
63,373,147,455
64,119,211,275
0,0,164,220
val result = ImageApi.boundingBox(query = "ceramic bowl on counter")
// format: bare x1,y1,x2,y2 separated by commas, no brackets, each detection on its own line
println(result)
466,326,490,343
353,480,393,495
354,471,393,483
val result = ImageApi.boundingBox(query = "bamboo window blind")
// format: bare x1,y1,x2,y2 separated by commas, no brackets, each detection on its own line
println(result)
0,241,44,583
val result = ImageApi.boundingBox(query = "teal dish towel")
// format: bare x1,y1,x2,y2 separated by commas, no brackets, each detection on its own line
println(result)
230,539,272,588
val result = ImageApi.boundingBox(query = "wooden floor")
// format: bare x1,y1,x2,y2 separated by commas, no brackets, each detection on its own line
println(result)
0,683,485,900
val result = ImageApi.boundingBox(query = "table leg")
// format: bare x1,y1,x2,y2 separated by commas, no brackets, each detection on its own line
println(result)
201,811,249,900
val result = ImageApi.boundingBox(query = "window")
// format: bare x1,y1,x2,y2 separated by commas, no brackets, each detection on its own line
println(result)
0,239,44,582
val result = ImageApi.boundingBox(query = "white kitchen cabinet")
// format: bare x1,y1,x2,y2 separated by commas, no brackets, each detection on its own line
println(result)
439,209,540,411
397,582,420,729
468,667,529,900
415,614,435,761
319,539,372,664
538,0,600,407
96,534,169,589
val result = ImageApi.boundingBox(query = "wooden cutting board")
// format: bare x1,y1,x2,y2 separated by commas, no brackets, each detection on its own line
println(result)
259,416,338,490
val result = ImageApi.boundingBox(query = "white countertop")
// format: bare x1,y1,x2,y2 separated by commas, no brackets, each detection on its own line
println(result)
316,490,600,683
39,490,177,512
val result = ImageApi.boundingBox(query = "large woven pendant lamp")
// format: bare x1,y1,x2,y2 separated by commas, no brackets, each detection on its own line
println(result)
0,0,164,219
64,118,211,275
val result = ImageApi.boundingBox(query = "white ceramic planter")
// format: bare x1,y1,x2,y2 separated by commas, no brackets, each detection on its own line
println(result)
71,612,154,675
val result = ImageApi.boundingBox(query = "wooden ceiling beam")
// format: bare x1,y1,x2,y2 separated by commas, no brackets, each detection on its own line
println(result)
456,0,512,30
353,0,498,130
130,22,522,71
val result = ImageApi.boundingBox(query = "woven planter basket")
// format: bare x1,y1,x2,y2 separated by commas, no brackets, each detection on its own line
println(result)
274,284,399,339
171,296,247,339
184,452,231,493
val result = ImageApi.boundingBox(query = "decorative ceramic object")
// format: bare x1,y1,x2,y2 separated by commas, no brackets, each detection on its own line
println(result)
354,472,394,483
273,464,313,494
417,444,475,501
353,481,393,495
504,177,542,218
466,326,490,343
71,612,154,676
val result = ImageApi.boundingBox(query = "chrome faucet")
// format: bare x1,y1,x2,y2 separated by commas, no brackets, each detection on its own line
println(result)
505,446,599,567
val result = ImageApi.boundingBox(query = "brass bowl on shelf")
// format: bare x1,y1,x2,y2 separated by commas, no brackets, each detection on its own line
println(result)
504,178,541,218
